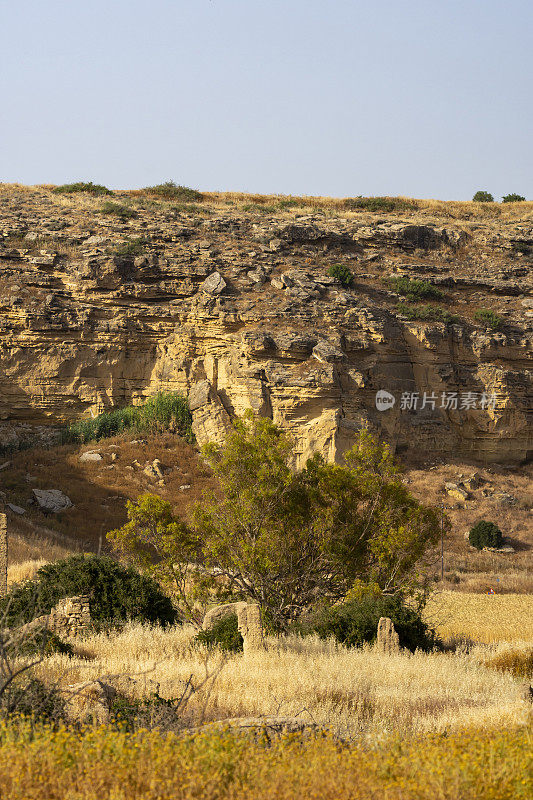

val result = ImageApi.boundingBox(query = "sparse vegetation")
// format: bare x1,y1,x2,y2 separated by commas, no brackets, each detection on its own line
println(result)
469,520,504,550
472,191,494,202
474,308,503,330
386,276,444,301
113,237,146,258
343,196,414,212
396,302,458,323
52,181,112,196
98,201,137,220
142,181,203,202
64,392,193,444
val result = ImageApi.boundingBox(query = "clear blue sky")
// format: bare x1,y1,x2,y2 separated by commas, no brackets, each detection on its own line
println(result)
1,0,531,199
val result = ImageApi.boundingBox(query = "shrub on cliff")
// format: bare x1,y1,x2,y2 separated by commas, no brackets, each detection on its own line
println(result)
396,302,458,323
474,308,502,330
327,264,354,287
99,201,137,220
0,555,177,628
468,521,503,550
343,196,413,212
386,276,443,301
64,392,193,444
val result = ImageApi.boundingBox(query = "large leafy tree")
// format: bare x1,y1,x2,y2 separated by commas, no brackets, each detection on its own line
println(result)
108,414,445,629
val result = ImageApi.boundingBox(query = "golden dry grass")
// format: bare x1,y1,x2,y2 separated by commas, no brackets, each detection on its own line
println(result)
424,591,533,643
2,181,533,223
0,719,531,800
35,623,530,741
7,558,48,589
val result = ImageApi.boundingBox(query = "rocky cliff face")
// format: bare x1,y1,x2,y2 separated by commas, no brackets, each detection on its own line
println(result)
0,185,531,464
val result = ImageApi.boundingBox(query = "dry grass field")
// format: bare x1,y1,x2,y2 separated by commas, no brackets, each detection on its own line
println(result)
424,591,533,644
32,622,530,742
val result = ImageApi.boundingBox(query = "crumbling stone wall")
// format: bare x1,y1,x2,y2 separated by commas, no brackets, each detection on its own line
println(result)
48,595,92,637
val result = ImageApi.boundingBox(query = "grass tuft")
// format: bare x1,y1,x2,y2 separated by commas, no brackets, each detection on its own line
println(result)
63,392,193,444
386,276,444,301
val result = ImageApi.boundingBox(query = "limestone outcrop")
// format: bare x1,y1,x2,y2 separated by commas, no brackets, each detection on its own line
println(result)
0,184,531,464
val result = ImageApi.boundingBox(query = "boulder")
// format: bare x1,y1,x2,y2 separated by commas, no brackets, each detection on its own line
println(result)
32,489,72,513
79,451,102,462
200,272,226,295
444,482,470,502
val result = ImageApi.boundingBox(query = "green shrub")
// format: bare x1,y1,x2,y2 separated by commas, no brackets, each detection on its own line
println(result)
327,263,354,287
474,308,502,330
310,594,436,652
468,520,503,550
0,555,177,628
195,614,243,652
63,391,193,444
386,276,443,301
52,182,112,196
397,302,458,323
343,197,413,213
143,181,203,202
99,202,137,220
472,191,494,202
502,193,525,203
113,237,146,258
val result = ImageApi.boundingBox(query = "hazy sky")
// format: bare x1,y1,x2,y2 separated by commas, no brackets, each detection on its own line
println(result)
1,0,531,199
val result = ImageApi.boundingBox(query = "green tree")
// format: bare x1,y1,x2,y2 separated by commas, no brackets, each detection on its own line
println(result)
107,495,203,624
108,415,445,630
502,193,525,203
472,191,494,202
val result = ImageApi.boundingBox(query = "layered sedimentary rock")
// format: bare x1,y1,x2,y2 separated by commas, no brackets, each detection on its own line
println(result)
0,185,531,464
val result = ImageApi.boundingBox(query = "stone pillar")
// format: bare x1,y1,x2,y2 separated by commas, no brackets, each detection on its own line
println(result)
0,513,7,598
237,603,265,655
376,617,400,654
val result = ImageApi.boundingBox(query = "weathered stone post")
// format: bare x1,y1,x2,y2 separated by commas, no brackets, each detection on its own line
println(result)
237,603,265,655
0,512,7,598
376,616,400,654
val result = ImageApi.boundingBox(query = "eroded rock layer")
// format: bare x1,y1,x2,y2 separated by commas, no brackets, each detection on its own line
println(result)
0,186,531,463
